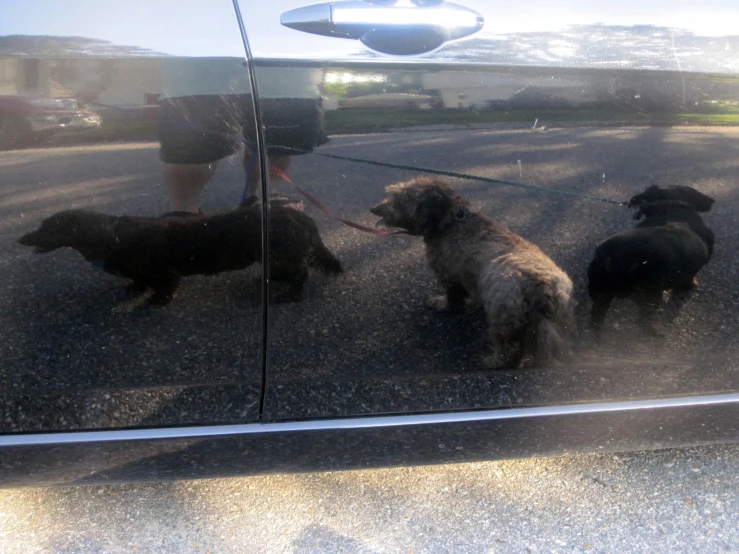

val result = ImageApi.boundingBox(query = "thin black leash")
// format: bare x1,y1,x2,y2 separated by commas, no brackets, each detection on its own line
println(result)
296,148,626,206
254,140,626,207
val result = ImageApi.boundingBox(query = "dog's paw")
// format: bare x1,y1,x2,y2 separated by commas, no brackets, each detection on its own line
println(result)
642,321,668,338
112,295,149,313
481,354,506,370
148,292,174,306
270,289,302,304
125,281,148,296
426,295,453,312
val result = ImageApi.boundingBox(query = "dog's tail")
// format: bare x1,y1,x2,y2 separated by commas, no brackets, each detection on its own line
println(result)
530,285,575,366
533,317,571,365
311,240,344,274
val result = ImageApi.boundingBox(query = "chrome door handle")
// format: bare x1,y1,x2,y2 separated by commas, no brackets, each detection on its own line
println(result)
281,0,484,56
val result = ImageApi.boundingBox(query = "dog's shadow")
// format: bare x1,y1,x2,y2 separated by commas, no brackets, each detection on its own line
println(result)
5,253,265,390
224,271,264,308
413,302,489,367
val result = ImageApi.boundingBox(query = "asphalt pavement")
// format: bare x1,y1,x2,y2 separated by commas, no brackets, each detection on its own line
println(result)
1,443,737,553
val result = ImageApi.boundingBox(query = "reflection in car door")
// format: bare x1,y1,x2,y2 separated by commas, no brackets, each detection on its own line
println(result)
238,0,739,422
0,0,265,434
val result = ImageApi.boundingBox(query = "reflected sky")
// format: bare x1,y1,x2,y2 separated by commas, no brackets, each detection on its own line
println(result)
0,0,246,56
1,0,738,58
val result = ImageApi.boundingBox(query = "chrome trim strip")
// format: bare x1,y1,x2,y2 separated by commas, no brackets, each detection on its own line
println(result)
2,393,738,447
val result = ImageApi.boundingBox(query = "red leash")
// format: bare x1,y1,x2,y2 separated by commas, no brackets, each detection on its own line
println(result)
269,168,407,236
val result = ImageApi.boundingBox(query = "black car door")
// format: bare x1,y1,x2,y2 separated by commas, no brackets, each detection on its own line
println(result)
1,0,265,433
238,0,739,421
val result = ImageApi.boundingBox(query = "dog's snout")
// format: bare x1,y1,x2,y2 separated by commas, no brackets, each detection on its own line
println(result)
370,202,389,217
17,232,37,246
18,230,58,252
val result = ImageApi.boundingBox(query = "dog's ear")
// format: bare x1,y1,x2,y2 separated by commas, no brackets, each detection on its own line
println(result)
627,185,660,208
415,188,454,238
369,200,390,218
671,186,715,212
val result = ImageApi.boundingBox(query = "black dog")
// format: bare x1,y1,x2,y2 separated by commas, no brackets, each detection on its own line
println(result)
18,202,343,305
588,185,715,336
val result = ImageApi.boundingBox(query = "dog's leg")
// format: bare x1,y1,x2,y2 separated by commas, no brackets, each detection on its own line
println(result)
427,283,468,312
669,288,693,311
311,242,344,274
531,318,571,367
634,290,666,337
125,280,149,296
148,277,180,306
589,291,613,339
481,349,506,369
483,343,524,369
482,327,524,369
667,281,696,321
270,266,308,304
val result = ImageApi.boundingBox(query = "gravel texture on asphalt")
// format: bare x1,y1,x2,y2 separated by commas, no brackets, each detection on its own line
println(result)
0,444,737,553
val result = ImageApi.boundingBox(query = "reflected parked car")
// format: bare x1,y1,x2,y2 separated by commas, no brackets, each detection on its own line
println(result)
1,0,738,488
0,95,101,148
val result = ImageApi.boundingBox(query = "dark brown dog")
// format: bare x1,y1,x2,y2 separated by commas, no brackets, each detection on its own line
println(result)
18,202,343,305
370,177,575,369
588,184,715,337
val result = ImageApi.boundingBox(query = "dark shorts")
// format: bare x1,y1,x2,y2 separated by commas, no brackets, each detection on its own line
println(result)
158,94,328,165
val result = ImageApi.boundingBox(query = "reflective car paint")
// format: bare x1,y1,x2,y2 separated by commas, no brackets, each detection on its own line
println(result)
240,2,739,422
0,1,265,436
1,0,738,487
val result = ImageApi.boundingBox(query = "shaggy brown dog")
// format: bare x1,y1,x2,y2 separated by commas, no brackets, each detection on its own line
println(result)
588,184,715,337
18,202,343,305
370,177,575,369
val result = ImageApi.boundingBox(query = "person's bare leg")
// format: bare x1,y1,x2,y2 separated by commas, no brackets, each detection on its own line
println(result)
163,161,216,213
243,150,293,202
243,146,261,200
